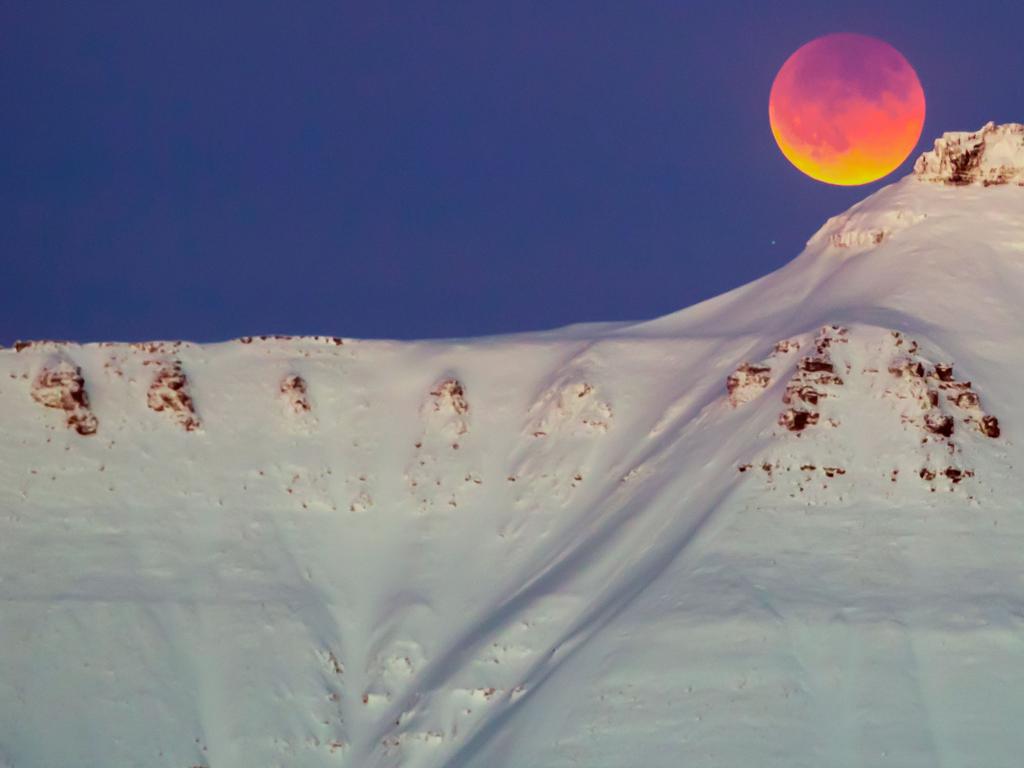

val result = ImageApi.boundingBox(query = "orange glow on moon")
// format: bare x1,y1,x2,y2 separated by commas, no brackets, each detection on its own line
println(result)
769,33,926,185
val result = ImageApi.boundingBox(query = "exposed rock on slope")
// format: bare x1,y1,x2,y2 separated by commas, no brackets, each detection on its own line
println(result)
826,206,928,250
726,363,772,407
280,373,312,413
527,378,613,436
30,359,98,435
423,377,470,439
732,325,1003,495
914,122,1024,186
146,360,200,431
280,373,317,432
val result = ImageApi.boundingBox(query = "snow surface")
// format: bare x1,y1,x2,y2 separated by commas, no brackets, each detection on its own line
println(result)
2,131,1024,767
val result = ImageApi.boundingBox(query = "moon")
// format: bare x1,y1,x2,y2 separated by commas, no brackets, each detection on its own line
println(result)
769,33,926,186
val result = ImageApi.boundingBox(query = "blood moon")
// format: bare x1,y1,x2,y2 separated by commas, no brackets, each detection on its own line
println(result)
769,33,925,185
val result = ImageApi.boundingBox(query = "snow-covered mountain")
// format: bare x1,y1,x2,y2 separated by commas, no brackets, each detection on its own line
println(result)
2,124,1023,768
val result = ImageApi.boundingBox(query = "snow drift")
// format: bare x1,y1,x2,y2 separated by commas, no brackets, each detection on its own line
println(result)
1,125,1024,768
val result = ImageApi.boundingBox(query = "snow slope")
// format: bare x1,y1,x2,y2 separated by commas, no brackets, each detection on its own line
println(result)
1,125,1023,768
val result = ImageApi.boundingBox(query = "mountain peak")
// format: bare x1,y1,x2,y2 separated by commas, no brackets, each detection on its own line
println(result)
913,121,1024,186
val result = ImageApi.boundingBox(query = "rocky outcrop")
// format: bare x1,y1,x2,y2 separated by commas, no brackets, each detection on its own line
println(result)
423,377,470,439
735,326,1003,495
778,408,818,432
280,374,312,414
280,373,317,432
777,325,848,431
826,207,929,251
527,379,613,436
924,361,1001,439
146,361,200,431
882,344,1003,441
239,335,344,346
724,337,802,410
30,360,98,435
914,122,1024,186
727,364,772,407
15,340,76,353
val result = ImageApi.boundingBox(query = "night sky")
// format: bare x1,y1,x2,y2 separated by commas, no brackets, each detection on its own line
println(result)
1,2,1021,343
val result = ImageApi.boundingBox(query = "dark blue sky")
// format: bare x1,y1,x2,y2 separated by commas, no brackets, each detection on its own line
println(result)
1,2,1021,343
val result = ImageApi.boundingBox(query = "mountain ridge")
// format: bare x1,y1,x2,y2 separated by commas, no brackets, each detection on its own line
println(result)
1,125,1023,768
